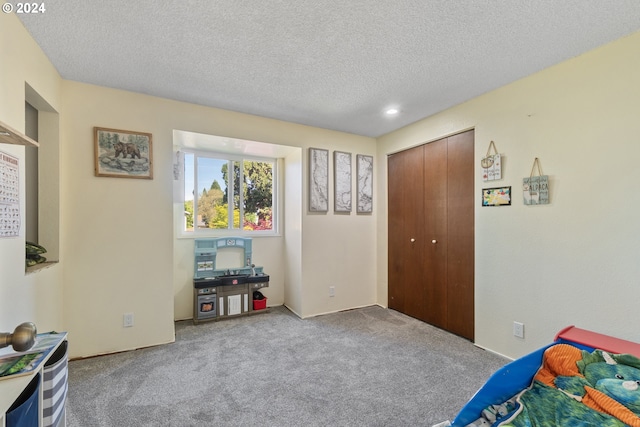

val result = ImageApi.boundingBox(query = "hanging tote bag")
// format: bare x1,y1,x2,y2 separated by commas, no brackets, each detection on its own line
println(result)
481,141,501,182
523,158,549,205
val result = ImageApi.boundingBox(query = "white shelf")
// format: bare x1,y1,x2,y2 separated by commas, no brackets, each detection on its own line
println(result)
0,120,39,147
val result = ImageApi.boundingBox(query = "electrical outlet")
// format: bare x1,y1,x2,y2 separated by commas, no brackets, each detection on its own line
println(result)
123,313,134,328
329,286,335,297
513,321,524,338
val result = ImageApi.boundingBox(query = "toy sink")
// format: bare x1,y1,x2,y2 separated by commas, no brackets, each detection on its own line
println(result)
247,274,269,283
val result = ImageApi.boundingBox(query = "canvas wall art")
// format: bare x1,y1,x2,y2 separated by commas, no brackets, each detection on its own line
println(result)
309,148,328,212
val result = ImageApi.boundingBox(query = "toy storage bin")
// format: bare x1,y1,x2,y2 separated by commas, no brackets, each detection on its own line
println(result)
42,340,68,427
253,297,267,310
6,373,40,427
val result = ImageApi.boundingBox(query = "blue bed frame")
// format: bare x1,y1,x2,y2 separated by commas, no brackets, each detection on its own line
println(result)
450,326,640,427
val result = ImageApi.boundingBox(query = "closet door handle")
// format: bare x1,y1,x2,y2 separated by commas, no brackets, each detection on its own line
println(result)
431,239,437,244
410,238,416,243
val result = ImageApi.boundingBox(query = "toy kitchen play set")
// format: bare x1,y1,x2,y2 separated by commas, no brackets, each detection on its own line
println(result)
193,237,269,324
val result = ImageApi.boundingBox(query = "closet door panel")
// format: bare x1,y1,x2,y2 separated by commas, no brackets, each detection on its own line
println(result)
422,139,448,328
446,131,475,340
400,146,426,321
388,146,425,319
387,151,406,312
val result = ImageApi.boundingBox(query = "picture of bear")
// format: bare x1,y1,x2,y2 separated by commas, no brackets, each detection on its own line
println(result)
114,141,141,159
95,127,152,178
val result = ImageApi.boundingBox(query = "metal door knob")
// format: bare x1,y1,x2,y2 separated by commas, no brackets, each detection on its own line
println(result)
410,238,416,242
431,239,437,244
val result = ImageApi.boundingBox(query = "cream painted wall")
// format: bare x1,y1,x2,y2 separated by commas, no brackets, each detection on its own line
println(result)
283,149,303,315
377,30,640,359
62,79,375,357
0,14,64,335
61,82,175,357
302,213,377,316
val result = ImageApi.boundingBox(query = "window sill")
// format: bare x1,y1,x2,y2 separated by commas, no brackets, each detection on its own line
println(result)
25,261,58,275
177,230,281,239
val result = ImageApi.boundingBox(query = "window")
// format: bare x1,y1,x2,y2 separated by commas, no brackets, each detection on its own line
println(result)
183,151,276,234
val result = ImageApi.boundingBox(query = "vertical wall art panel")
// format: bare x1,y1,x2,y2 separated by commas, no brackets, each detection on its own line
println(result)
356,154,373,213
334,151,352,212
309,148,329,212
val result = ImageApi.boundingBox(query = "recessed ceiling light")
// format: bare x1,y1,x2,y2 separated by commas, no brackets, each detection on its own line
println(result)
385,108,399,115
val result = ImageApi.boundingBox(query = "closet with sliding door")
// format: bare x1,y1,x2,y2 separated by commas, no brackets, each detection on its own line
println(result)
388,129,475,340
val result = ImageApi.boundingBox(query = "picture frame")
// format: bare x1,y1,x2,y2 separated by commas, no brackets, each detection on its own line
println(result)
94,127,153,179
482,186,511,206
356,154,373,213
309,148,329,212
333,151,352,212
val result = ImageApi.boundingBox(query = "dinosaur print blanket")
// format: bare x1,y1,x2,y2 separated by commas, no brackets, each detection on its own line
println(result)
469,344,640,427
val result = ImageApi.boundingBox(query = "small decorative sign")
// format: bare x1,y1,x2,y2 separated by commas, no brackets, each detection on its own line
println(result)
482,186,511,206
481,140,502,182
523,158,549,205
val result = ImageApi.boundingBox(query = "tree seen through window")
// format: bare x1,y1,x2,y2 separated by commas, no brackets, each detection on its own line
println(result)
184,154,274,232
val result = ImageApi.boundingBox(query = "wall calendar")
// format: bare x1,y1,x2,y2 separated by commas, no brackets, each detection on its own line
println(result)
0,150,20,238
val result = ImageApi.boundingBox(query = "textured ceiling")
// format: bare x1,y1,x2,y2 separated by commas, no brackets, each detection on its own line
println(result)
17,1,640,137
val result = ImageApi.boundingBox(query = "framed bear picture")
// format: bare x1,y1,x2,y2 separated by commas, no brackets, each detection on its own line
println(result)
94,127,153,179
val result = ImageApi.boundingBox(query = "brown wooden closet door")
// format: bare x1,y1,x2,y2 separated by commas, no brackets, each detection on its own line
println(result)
422,139,448,328
388,145,425,319
446,130,475,340
388,130,475,341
